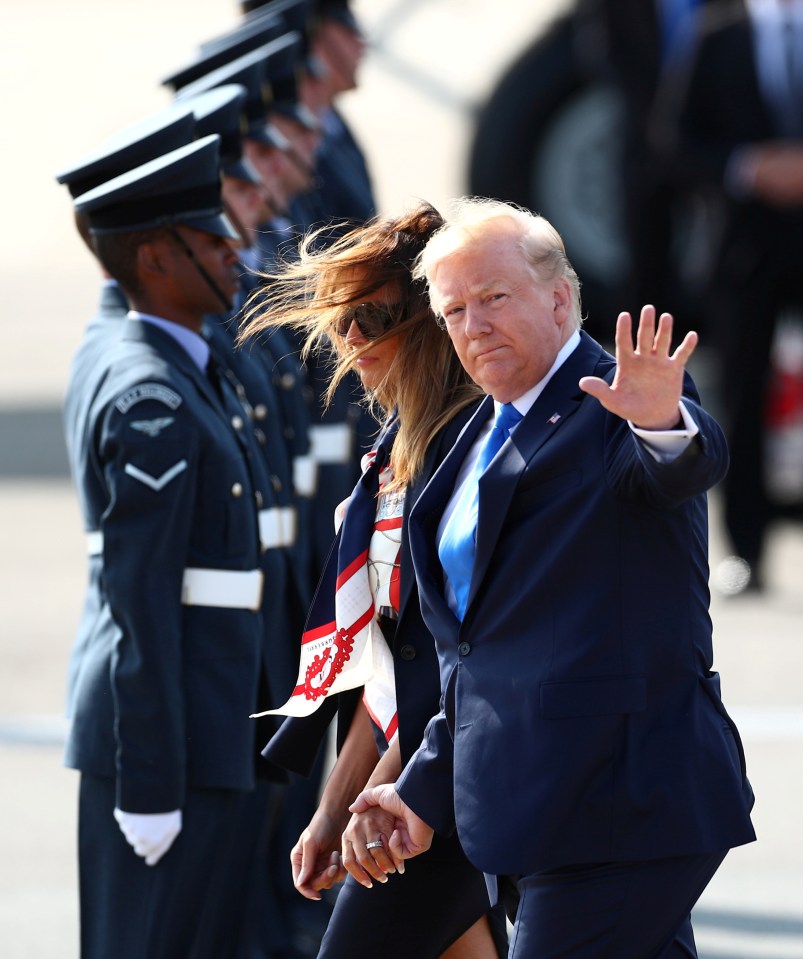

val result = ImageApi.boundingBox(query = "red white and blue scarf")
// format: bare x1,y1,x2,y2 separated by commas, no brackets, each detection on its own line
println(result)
253,417,400,735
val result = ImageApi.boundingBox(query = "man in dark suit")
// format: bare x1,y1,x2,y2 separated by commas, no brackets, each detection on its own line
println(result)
65,135,271,958
577,0,727,329
656,0,803,592
349,199,756,958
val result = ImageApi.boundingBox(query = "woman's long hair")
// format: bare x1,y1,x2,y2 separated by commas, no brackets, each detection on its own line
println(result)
240,201,481,488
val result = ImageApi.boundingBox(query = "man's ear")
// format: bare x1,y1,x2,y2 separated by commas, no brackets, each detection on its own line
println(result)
552,277,571,323
137,236,171,280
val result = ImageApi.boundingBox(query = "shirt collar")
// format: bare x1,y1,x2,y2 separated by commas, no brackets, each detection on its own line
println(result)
500,329,581,420
128,311,210,372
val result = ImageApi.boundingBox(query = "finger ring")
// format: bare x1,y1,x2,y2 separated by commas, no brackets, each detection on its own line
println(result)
365,840,383,850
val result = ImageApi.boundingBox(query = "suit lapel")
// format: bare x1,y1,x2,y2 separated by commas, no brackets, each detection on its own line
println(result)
407,395,494,632
469,335,607,610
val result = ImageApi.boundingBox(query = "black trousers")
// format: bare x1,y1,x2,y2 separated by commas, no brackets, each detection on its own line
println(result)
78,774,249,959
317,831,508,959
509,851,727,959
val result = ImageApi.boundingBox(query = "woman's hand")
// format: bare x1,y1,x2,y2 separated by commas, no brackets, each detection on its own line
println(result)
343,784,434,887
340,802,403,889
291,809,348,900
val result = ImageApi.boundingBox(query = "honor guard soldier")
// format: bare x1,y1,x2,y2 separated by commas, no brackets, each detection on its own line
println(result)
56,104,198,475
303,0,376,227
171,49,320,598
65,135,271,959
56,107,198,714
182,82,310,691
167,30,322,241
176,77,335,959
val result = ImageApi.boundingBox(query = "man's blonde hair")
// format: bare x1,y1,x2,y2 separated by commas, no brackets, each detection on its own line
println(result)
413,197,583,330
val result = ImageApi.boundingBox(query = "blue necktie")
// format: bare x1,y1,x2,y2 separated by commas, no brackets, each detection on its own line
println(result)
438,403,523,621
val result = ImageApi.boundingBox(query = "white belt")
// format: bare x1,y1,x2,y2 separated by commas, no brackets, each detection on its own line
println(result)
308,424,353,464
181,568,264,611
86,531,103,556
259,506,297,549
86,532,264,611
293,454,318,497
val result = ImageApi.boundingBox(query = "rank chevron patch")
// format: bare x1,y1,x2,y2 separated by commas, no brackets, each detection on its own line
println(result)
123,459,188,491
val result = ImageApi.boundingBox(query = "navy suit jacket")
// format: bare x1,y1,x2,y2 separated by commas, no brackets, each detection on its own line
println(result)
396,332,756,876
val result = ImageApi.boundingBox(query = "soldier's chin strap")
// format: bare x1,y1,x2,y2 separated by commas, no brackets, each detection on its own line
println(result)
286,146,323,191
222,201,250,248
263,189,290,220
164,223,233,314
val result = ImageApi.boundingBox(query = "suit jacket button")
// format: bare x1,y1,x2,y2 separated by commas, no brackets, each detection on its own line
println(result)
231,482,243,497
458,642,471,657
399,644,416,661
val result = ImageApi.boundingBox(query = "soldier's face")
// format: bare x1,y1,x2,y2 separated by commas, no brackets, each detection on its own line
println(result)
222,176,272,239
168,226,241,315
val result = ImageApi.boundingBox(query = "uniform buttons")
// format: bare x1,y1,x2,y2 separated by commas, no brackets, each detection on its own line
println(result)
255,428,267,446
280,372,296,390
399,645,416,662
231,482,243,498
254,404,268,420
271,476,282,493
231,415,244,431
458,642,471,657
255,490,264,508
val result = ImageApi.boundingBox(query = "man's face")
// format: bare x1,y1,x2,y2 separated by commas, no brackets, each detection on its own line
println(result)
165,225,241,315
243,140,288,208
314,20,364,94
429,228,573,403
269,112,320,182
222,175,273,239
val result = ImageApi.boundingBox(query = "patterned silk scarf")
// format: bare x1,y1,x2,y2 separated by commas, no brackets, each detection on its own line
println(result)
253,416,400,720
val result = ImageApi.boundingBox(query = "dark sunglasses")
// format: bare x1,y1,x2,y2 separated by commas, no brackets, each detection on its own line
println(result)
335,302,407,339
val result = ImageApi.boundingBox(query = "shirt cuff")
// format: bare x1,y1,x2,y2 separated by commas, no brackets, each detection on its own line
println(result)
629,400,699,462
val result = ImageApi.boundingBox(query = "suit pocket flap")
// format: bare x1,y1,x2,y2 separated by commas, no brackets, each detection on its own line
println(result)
540,675,646,719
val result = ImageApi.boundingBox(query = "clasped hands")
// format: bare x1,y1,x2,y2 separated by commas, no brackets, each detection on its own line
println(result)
291,785,433,898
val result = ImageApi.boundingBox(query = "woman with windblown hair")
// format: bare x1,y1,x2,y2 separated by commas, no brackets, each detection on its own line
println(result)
240,201,508,959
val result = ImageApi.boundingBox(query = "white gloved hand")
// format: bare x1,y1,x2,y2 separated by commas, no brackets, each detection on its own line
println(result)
114,808,182,866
